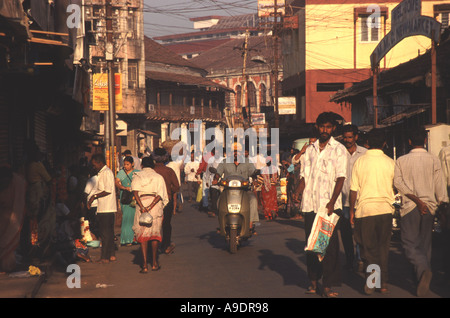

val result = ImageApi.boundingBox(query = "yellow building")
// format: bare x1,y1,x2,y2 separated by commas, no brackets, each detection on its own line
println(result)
282,0,449,124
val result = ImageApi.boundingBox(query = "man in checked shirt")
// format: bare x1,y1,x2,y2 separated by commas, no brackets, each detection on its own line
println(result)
394,126,449,297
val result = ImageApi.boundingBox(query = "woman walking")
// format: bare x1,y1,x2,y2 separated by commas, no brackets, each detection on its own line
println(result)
259,158,279,221
131,157,169,273
115,156,139,246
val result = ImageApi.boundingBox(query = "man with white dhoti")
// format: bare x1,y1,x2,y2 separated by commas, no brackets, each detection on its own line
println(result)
132,157,169,273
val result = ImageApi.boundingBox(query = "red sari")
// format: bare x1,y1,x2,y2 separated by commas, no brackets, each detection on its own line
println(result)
260,167,279,220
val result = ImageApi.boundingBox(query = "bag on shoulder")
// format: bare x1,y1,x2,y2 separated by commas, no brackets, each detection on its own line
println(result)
120,168,135,205
120,190,134,205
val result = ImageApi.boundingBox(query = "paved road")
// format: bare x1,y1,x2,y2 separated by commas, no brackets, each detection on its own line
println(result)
29,195,450,302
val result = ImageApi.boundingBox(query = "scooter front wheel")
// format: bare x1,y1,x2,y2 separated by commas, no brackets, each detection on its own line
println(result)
228,228,238,254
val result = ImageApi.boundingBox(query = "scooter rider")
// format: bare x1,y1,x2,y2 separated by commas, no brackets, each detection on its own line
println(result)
213,143,260,231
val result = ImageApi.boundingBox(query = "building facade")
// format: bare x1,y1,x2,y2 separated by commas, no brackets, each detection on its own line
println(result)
281,0,450,125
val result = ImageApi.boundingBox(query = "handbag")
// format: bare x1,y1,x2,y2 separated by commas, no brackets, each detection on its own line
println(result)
120,169,135,205
305,207,340,261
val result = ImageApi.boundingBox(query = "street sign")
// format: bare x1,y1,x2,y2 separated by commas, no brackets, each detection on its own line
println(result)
278,96,296,115
251,113,265,125
92,73,123,111
370,0,441,68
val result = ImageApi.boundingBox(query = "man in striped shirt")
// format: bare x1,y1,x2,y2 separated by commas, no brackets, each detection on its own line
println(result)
394,127,448,297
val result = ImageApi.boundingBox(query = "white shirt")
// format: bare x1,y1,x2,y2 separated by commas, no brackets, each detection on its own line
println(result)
95,165,117,213
184,161,200,182
342,145,367,207
84,175,98,208
131,167,169,208
439,145,450,187
167,160,183,185
300,136,347,213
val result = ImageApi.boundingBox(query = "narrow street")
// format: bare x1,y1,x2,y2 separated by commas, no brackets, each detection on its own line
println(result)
15,188,449,301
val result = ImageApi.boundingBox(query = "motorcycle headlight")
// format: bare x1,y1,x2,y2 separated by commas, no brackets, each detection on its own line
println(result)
229,180,241,187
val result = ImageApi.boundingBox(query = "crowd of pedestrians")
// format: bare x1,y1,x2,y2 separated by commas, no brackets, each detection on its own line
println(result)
1,112,449,298
291,112,449,297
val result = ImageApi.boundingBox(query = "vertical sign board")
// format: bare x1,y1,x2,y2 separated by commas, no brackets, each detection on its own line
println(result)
114,73,122,111
92,73,123,111
93,73,109,111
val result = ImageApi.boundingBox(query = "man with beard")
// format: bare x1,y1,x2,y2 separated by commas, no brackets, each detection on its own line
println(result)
340,125,367,271
294,112,347,298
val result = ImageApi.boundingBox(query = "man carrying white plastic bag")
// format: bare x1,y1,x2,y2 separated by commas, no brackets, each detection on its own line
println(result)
294,112,347,298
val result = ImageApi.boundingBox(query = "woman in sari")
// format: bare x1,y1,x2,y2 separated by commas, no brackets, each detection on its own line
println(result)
131,157,169,273
259,157,279,221
115,156,139,246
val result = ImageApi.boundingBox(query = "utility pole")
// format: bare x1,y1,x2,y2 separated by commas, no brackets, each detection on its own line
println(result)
273,0,280,129
241,30,251,128
105,0,116,172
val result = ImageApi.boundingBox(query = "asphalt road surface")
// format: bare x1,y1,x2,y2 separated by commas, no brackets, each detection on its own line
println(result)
33,195,450,303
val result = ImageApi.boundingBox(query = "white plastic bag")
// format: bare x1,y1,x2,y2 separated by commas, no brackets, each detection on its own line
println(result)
305,207,340,261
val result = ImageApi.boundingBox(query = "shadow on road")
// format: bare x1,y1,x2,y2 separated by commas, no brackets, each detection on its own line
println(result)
257,249,309,289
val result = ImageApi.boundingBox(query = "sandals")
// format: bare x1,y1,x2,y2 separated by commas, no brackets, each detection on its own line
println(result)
305,286,317,294
140,266,148,274
152,264,161,271
323,288,339,298
165,243,175,254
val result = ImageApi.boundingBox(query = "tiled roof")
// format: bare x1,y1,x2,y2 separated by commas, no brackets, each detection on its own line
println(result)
146,71,233,92
190,36,279,73
144,36,204,71
164,38,233,55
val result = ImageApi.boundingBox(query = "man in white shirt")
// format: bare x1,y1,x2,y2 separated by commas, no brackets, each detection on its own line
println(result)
340,124,367,271
294,112,347,298
84,168,99,240
88,154,117,263
394,127,448,297
184,151,200,202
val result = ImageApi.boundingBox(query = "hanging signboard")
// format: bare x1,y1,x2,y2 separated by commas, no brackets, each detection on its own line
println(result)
370,0,441,68
92,73,109,111
92,73,123,111
115,73,123,111
278,96,296,115
251,113,266,125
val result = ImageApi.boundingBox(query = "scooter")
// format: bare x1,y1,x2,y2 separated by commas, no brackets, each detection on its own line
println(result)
210,167,257,253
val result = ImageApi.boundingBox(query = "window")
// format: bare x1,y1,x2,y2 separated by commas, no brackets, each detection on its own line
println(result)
360,15,379,42
354,6,388,43
316,83,345,92
235,85,242,107
260,83,267,107
439,12,449,27
128,62,138,89
434,4,450,28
